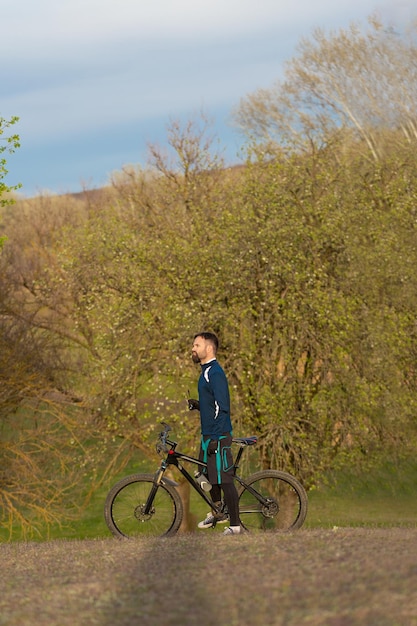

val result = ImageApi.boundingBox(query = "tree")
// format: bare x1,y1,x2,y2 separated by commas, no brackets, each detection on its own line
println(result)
234,16,417,161
220,144,417,483
0,328,93,539
3,60,417,520
0,115,21,207
0,191,102,538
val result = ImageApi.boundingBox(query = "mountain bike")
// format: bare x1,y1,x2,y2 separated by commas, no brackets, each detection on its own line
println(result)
104,422,308,538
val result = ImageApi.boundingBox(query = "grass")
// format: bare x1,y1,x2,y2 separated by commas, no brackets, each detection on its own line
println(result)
76,455,417,538
306,457,417,528
2,454,417,542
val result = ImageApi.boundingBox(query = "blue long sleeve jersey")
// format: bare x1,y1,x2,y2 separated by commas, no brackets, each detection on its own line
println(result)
198,359,232,439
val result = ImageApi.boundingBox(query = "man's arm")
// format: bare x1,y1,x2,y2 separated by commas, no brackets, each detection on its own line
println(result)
209,368,230,438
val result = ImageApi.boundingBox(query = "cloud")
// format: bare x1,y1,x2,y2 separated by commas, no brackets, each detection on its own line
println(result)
4,0,288,56
3,0,414,195
4,1,302,143
4,0,391,56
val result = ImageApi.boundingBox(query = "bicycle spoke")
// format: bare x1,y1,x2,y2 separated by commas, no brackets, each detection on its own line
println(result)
104,474,183,538
238,470,307,532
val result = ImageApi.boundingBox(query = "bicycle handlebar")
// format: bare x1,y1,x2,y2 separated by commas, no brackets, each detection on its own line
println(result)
156,422,173,454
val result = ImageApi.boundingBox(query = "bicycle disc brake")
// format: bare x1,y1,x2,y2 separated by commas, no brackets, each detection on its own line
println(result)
135,504,155,522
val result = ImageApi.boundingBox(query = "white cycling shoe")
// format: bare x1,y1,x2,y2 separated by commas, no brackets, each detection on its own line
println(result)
197,511,228,529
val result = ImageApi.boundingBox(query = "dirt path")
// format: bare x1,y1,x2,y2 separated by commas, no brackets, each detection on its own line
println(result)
1,528,416,626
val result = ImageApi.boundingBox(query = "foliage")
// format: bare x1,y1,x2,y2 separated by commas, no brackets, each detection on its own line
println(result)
223,146,417,482
0,115,21,207
0,193,105,537
0,324,96,539
2,15,417,531
234,17,417,161
3,122,417,490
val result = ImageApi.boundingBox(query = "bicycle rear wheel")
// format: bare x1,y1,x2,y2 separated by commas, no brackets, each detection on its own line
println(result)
238,470,308,532
104,473,183,538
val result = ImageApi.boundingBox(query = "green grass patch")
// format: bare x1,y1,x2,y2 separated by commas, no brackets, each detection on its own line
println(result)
306,457,417,528
69,455,417,538
3,454,417,541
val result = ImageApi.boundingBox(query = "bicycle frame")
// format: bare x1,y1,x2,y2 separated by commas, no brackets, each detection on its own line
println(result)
145,439,214,514
144,435,270,517
105,422,308,538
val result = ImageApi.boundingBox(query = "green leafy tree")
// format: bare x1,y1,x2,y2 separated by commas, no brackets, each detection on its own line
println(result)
218,144,417,483
0,115,21,207
4,13,417,513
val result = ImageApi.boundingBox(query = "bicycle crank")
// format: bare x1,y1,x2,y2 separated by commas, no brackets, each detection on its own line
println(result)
261,498,279,518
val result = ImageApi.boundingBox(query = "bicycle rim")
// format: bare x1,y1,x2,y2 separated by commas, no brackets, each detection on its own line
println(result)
238,470,308,532
104,474,183,538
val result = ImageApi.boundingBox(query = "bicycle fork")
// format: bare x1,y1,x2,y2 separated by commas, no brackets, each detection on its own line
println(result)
143,460,169,516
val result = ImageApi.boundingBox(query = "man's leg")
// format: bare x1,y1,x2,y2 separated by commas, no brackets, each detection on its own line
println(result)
217,434,241,534
197,483,228,528
197,442,227,528
210,484,222,505
221,482,240,527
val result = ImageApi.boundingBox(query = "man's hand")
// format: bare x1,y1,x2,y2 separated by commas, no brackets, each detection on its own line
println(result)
207,440,218,455
188,398,200,411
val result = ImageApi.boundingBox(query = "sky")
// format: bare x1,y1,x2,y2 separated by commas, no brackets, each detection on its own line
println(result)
1,0,414,197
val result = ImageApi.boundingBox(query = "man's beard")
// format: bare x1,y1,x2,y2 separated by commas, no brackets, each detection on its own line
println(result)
191,352,201,363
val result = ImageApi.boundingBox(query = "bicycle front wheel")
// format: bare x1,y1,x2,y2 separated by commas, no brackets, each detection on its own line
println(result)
104,473,183,538
238,470,308,532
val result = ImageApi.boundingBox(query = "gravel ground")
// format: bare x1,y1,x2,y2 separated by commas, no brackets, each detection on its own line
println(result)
1,528,416,626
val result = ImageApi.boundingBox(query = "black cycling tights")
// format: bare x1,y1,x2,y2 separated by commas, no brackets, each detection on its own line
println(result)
211,482,240,527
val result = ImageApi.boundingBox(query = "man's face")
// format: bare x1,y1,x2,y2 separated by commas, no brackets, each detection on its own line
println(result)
191,336,208,364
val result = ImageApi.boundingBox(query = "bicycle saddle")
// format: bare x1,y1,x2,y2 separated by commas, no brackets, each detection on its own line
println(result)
232,436,257,446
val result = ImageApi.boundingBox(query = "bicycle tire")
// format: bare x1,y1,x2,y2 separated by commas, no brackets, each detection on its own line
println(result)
237,469,308,532
104,473,183,538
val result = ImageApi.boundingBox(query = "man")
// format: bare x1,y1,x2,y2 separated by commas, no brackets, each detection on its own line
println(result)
189,332,241,535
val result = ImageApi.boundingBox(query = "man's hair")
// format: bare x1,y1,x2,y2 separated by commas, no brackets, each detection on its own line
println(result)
194,332,219,353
